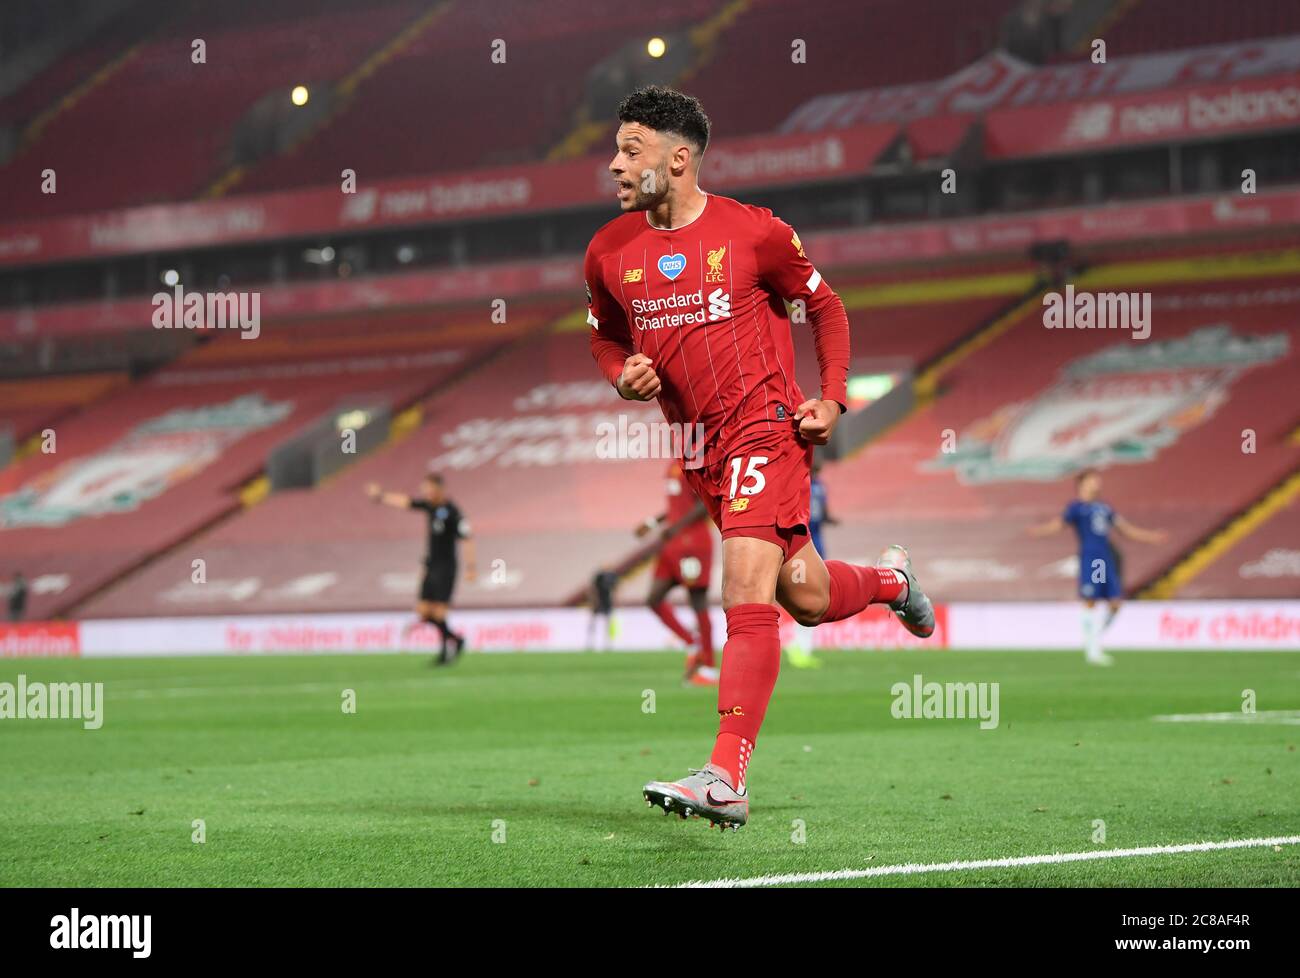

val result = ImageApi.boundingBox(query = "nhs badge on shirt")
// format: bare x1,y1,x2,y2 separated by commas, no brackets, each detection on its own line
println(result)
657,253,687,281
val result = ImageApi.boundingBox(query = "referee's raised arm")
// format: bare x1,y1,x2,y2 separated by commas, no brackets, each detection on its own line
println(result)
365,482,414,509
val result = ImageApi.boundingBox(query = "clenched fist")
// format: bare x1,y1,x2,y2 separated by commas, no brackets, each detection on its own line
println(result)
793,399,842,446
617,353,661,401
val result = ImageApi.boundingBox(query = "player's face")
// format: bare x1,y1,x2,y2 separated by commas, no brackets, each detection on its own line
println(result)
423,480,444,504
1078,473,1101,500
610,123,671,212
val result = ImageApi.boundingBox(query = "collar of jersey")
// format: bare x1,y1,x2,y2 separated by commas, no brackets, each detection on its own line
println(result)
645,191,710,232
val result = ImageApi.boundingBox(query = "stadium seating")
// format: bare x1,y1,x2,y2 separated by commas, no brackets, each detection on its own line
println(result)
1178,490,1300,599
7,235,1297,616
0,372,126,445
0,299,559,619
76,313,664,617
684,0,1019,138
792,260,1039,377
225,0,711,195
816,258,1300,601
1101,0,1300,57
2,0,1023,210
0,0,424,217
74,260,1037,617
0,0,175,128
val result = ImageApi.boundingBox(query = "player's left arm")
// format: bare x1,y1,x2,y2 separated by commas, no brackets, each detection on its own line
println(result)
756,216,848,446
456,511,479,582
1113,515,1167,544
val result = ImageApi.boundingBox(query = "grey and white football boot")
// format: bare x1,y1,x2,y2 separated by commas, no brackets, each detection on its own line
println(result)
642,764,747,830
876,544,936,639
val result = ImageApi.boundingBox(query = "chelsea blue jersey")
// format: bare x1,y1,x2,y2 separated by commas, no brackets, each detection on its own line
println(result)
1063,500,1115,558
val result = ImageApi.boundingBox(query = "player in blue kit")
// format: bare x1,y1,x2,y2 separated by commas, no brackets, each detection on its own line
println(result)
1029,469,1165,665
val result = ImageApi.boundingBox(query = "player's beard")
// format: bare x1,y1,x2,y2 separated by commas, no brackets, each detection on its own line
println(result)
630,161,671,212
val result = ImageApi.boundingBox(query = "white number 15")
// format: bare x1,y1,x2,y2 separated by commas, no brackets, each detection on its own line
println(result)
728,456,769,498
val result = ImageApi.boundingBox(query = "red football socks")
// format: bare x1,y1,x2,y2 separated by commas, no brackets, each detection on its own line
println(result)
694,607,715,666
709,603,780,792
822,560,907,622
651,601,695,645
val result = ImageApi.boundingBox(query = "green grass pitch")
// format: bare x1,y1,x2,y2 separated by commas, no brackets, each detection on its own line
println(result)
2,649,1298,887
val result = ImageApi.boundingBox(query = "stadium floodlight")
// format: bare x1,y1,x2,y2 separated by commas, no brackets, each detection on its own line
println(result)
646,37,666,58
302,246,335,264
291,85,309,106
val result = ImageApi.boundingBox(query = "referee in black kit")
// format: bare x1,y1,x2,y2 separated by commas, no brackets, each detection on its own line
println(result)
367,473,478,665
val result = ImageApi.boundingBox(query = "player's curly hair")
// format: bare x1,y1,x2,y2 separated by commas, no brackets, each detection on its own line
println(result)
617,86,710,153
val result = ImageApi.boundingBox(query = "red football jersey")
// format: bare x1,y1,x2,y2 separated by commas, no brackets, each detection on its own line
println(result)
586,194,846,465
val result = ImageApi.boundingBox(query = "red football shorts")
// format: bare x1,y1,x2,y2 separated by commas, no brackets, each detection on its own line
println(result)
682,423,813,562
652,523,714,588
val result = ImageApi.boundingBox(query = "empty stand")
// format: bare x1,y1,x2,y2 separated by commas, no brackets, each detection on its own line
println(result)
79,262,1038,616
231,0,1021,195
78,316,666,616
791,261,1039,379
232,0,710,194
684,0,1017,137
1178,484,1300,599
1,0,424,218
1103,0,1300,57
816,263,1300,601
0,371,126,445
0,0,175,128
0,299,554,618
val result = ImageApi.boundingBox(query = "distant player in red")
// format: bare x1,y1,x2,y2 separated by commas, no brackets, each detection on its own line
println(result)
587,87,936,829
636,460,718,685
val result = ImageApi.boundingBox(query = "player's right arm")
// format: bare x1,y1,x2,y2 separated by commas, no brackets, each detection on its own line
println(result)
365,483,413,509
585,242,660,400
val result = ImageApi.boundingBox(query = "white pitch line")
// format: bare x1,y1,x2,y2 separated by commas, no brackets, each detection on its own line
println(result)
1154,710,1300,725
667,835,1300,888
